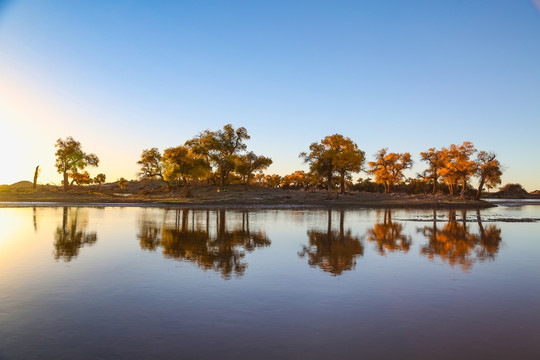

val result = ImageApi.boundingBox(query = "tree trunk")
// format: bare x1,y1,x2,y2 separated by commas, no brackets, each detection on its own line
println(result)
432,175,437,194
340,172,345,194
460,177,467,198
33,166,39,190
63,172,69,192
475,177,485,201
327,170,333,191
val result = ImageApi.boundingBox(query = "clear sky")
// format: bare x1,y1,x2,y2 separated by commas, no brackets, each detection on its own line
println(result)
1,0,539,190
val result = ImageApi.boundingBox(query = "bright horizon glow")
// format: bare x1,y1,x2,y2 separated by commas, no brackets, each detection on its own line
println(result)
1,1,540,191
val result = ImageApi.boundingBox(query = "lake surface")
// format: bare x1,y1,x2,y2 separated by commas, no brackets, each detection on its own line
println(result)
1,205,540,359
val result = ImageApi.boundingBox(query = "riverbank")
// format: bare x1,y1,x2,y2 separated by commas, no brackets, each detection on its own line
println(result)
0,183,495,209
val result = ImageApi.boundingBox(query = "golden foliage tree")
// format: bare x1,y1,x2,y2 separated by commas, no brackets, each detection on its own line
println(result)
186,124,250,187
55,137,99,192
70,171,92,186
300,134,364,193
162,145,211,187
93,173,106,187
118,177,128,190
281,170,310,189
419,147,444,194
439,142,476,197
236,151,273,184
137,148,164,180
368,148,412,193
474,151,502,200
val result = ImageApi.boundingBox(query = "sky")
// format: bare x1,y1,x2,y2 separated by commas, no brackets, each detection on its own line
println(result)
1,0,539,190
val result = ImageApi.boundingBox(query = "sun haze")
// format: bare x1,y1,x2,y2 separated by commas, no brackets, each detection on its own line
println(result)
1,1,539,190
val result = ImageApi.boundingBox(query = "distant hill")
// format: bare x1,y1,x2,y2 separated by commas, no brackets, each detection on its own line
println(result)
7,181,33,189
490,183,531,199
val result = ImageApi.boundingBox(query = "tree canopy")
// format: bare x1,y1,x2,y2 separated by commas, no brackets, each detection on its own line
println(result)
55,137,99,192
301,134,364,193
137,148,164,180
186,124,250,187
368,148,413,193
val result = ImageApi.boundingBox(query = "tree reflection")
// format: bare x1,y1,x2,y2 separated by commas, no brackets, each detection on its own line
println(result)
418,210,502,272
54,207,97,262
138,209,270,279
299,210,364,276
366,209,411,255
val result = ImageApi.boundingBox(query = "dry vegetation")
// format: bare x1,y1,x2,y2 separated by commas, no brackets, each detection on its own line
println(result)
0,180,496,209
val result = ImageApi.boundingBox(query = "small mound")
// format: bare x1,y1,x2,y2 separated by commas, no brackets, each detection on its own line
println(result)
9,181,33,189
492,183,529,198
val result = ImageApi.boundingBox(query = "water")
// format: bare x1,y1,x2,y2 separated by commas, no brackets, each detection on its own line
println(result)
1,205,540,359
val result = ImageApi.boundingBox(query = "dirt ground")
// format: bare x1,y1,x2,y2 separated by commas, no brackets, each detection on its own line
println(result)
0,181,495,209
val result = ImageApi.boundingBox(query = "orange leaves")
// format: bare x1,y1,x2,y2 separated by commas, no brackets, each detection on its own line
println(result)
367,148,413,193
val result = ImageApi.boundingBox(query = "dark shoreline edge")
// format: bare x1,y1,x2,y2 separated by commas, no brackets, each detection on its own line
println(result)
0,199,496,210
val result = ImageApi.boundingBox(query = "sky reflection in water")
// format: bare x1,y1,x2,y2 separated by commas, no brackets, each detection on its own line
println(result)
0,206,539,359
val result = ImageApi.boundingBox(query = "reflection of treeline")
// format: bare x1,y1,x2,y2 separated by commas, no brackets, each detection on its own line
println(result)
299,210,364,276
366,210,412,255
300,208,503,276
138,209,270,279
54,207,97,262
418,210,502,272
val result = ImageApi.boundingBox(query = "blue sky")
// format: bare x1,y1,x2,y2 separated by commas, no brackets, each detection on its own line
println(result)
1,0,539,190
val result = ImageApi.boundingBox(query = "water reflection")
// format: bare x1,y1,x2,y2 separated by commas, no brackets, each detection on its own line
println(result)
54,207,97,262
366,209,412,255
138,209,270,279
299,210,364,275
33,207,38,232
418,210,502,272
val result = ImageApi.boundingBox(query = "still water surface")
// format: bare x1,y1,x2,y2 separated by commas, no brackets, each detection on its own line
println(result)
1,205,540,359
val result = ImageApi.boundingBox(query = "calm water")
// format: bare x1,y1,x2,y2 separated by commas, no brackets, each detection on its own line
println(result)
1,205,540,359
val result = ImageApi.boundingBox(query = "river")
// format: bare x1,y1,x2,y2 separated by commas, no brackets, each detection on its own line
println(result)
1,204,539,359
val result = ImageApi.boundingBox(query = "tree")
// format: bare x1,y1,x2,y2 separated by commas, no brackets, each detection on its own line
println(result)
475,151,502,200
118,177,128,190
262,174,282,188
186,124,250,187
300,143,334,190
137,148,164,180
368,148,413,193
420,147,444,194
281,171,310,189
70,171,92,186
236,152,273,184
300,134,365,193
33,165,40,190
55,137,99,192
327,135,365,193
162,145,211,187
440,142,477,197
94,173,106,187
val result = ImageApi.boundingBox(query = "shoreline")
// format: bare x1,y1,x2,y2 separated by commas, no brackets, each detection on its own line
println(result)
0,197,497,210
0,184,500,209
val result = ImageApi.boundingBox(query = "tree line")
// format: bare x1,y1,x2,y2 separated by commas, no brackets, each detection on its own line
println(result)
52,124,502,199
